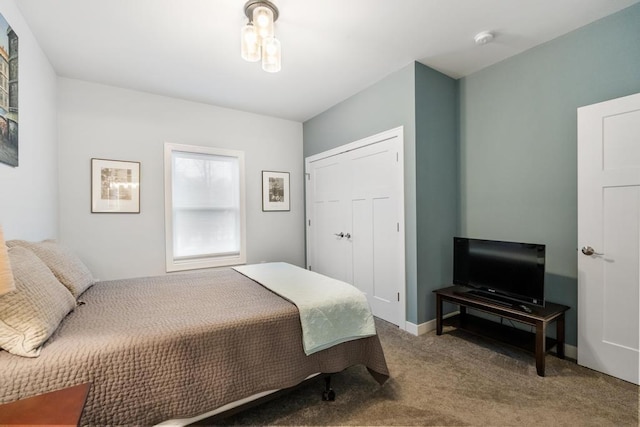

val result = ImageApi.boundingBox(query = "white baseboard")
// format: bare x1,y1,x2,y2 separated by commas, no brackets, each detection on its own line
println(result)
404,320,429,336
405,311,459,336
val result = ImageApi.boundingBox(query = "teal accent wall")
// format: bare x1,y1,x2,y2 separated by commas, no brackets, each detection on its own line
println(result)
415,63,459,322
303,63,459,325
459,3,640,345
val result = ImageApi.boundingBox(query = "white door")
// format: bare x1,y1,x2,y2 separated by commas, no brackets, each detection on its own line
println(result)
306,127,406,327
306,156,349,282
577,92,640,385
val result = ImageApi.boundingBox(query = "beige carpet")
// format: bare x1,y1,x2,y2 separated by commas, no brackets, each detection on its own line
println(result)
213,319,639,426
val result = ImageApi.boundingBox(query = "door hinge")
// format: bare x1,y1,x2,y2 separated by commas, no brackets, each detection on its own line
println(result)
305,173,311,180
397,222,399,232
396,152,399,162
397,292,400,302
308,219,311,226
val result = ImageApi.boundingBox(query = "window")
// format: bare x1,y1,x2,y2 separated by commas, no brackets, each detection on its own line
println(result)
164,143,246,272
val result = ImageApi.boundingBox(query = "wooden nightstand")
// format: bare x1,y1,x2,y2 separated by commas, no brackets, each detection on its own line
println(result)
0,383,90,426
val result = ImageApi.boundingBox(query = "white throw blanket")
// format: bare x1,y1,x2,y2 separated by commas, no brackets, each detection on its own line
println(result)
233,262,376,355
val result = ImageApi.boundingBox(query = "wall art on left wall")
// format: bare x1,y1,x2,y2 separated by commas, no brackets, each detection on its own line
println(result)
0,12,18,168
91,158,141,213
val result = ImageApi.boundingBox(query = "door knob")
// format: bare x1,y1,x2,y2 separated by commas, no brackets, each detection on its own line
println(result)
334,232,344,238
581,246,604,256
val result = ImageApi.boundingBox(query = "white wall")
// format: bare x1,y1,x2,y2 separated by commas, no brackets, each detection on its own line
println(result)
58,78,304,280
0,0,58,240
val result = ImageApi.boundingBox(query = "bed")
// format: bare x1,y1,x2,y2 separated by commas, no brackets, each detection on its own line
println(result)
0,241,389,426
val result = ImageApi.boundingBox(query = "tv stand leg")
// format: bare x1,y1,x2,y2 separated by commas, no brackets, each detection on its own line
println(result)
557,313,566,359
535,320,546,376
436,294,443,335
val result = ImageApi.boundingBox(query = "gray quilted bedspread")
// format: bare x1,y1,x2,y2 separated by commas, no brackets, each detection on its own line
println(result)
0,269,389,426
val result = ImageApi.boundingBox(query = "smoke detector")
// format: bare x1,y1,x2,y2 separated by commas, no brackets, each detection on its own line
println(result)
474,31,494,45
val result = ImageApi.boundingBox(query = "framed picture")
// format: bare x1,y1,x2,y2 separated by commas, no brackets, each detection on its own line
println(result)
0,12,19,168
262,170,290,212
91,158,140,213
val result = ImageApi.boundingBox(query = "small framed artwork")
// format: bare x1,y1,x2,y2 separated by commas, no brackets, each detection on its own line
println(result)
91,158,140,213
262,170,290,212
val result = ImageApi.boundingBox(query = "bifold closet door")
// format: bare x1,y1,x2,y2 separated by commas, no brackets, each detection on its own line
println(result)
306,129,405,327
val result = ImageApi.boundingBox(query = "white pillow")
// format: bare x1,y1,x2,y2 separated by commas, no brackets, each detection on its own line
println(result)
0,246,76,357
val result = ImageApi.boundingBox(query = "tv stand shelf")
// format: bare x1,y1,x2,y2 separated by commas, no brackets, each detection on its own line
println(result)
434,286,570,376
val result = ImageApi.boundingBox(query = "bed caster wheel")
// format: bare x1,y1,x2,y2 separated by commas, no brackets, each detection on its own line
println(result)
322,376,335,401
322,389,336,401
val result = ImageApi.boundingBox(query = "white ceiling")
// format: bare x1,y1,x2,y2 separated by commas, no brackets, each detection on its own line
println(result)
15,0,640,122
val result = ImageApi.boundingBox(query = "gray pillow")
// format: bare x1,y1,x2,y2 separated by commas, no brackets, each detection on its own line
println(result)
0,246,76,357
6,240,95,298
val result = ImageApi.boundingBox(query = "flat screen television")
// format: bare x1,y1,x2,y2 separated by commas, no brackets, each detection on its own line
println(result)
453,237,546,307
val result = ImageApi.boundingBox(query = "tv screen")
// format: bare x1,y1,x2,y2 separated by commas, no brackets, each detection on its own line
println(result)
453,237,545,307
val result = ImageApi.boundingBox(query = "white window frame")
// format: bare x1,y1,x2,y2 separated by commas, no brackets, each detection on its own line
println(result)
164,142,246,272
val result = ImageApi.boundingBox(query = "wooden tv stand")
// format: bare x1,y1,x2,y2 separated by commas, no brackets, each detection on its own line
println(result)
434,286,570,377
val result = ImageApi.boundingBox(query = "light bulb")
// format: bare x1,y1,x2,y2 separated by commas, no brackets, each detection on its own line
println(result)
253,6,274,40
256,12,270,27
241,23,260,62
261,37,281,73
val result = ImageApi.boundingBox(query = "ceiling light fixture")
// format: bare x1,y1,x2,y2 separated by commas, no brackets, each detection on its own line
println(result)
241,0,281,73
